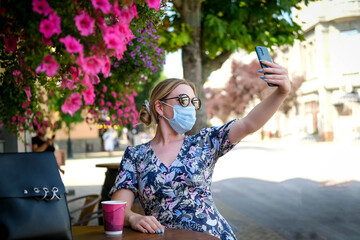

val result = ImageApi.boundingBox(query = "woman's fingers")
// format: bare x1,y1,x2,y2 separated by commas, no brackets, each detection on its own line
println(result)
258,60,291,93
131,215,165,234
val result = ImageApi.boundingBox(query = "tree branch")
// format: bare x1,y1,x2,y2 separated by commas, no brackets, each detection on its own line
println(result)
172,0,182,10
202,50,233,82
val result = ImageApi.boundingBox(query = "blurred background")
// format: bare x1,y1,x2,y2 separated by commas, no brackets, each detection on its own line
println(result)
1,0,359,239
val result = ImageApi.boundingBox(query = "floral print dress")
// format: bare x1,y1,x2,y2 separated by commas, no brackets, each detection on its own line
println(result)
110,120,238,240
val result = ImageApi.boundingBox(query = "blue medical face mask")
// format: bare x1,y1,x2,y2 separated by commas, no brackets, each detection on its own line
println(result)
161,101,196,134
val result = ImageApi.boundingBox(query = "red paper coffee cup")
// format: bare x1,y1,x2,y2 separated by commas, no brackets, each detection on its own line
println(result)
101,200,126,235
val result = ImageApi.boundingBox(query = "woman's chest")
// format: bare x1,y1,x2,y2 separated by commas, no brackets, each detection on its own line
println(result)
136,142,214,193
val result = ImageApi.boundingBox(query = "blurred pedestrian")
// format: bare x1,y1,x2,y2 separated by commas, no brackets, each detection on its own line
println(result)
32,125,65,174
103,127,116,155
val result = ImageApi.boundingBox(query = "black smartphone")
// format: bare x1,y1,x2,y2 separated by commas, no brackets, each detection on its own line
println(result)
255,46,278,87
52,134,55,139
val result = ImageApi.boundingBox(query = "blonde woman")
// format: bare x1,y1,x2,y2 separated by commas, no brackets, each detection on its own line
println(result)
111,60,290,240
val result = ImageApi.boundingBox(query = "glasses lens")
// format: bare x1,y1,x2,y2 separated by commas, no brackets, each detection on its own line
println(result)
192,97,201,110
179,94,190,107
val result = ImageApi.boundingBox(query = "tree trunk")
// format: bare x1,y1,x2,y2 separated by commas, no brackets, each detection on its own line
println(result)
179,0,205,134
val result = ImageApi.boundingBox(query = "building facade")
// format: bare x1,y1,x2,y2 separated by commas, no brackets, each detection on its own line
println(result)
275,0,360,142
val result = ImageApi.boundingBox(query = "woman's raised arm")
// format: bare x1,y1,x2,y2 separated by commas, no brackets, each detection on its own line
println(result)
228,60,291,143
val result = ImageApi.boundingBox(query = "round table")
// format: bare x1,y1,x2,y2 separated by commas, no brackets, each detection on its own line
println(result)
72,226,220,240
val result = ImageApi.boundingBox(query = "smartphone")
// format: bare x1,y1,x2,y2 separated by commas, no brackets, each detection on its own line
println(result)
255,46,278,87
52,134,55,139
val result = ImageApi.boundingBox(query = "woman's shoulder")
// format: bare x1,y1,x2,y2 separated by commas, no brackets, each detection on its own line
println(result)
194,119,237,138
124,141,151,156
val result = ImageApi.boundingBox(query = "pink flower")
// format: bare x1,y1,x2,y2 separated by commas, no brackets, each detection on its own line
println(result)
82,86,96,105
96,16,107,32
36,55,59,77
81,74,100,87
77,55,103,76
39,12,62,38
116,23,134,43
41,36,53,46
61,78,77,90
22,102,30,109
61,93,82,116
74,11,95,36
145,0,161,11
101,56,110,78
103,27,124,50
32,0,52,15
100,99,105,106
70,66,82,81
114,2,138,25
49,12,61,35
59,35,83,55
102,86,107,93
23,86,32,101
91,0,112,14
13,70,23,85
111,91,117,98
117,109,123,116
4,35,17,53
88,74,100,85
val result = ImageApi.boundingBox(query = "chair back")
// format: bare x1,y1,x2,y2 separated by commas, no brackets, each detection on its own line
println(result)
68,194,101,226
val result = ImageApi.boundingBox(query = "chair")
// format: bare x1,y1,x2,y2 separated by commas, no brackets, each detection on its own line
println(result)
67,194,102,226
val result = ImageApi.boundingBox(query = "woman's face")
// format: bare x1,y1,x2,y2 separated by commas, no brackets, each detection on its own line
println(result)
162,84,196,119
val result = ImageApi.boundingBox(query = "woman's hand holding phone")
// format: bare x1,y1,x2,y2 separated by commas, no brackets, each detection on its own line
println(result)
258,60,290,95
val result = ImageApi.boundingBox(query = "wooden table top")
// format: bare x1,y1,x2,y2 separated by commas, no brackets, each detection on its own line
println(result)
95,163,120,169
72,226,219,240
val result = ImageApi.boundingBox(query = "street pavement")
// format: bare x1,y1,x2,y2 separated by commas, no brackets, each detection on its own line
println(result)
62,139,360,240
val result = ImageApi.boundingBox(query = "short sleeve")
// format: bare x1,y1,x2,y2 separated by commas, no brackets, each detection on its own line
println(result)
201,119,238,161
109,146,138,198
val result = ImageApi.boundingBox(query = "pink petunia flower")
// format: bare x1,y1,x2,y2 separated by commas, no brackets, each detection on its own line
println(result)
74,11,95,36
13,70,23,86
145,0,161,11
41,36,53,46
59,35,83,55
4,35,17,53
82,86,96,105
81,74,100,87
70,66,82,81
22,101,30,109
61,93,82,116
32,0,52,15
103,27,124,50
61,78,77,90
101,55,111,78
88,74,100,85
91,0,112,14
49,12,62,35
23,86,32,101
77,55,103,76
36,55,59,77
113,2,138,25
39,12,62,38
102,86,107,93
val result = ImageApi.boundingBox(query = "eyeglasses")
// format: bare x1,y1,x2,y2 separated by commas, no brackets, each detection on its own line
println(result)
161,94,201,110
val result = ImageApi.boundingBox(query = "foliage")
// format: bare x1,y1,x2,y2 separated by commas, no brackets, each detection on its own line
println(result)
160,0,312,57
0,0,165,136
157,0,312,132
205,59,304,123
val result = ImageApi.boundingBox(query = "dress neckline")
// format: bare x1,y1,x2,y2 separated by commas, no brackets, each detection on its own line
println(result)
148,136,188,169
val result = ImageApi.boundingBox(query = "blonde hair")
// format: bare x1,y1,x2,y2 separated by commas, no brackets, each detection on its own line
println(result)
139,78,197,126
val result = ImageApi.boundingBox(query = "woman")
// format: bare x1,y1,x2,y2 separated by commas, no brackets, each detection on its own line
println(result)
111,60,290,239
